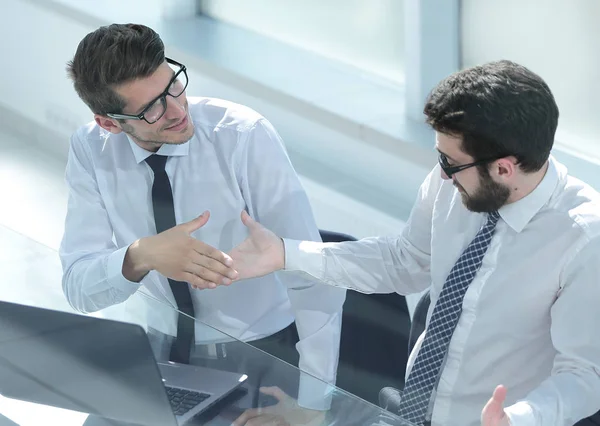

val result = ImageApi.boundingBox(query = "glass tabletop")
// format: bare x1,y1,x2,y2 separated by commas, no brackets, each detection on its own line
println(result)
0,225,416,426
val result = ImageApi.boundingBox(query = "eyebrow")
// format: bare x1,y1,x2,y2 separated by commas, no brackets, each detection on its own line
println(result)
133,69,178,115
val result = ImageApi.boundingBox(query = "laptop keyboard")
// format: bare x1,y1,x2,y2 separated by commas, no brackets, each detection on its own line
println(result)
165,386,211,416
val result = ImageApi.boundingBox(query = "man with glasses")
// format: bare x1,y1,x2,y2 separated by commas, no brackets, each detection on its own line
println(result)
60,23,346,419
227,60,600,426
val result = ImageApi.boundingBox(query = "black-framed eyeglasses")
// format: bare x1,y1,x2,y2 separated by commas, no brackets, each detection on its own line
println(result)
438,152,500,178
107,57,189,124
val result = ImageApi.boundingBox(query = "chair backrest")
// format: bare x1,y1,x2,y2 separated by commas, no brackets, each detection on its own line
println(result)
319,229,411,406
318,230,358,243
408,289,431,356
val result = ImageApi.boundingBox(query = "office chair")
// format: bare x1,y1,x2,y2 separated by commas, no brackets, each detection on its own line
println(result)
319,230,411,406
407,289,430,357
379,289,430,413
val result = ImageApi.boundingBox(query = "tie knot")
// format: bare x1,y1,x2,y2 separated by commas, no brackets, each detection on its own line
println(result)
145,154,168,173
487,211,501,226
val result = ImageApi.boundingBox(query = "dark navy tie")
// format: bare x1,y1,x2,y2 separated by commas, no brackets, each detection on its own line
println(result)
398,211,501,424
146,154,195,364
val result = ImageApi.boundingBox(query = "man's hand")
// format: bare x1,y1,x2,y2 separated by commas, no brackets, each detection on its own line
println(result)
123,211,238,288
228,211,285,281
233,387,325,426
481,385,511,426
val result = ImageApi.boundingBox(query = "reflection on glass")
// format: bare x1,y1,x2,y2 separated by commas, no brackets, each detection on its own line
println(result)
0,225,416,425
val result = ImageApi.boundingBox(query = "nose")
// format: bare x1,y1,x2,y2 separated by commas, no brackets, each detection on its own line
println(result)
440,168,451,180
163,95,186,120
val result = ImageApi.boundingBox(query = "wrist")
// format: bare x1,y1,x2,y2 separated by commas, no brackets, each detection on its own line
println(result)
134,237,154,270
123,238,152,281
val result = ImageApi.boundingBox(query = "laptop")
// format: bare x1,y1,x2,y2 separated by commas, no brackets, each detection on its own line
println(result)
0,301,247,425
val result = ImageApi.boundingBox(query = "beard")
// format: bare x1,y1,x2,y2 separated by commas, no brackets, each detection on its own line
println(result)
457,167,510,213
125,128,194,147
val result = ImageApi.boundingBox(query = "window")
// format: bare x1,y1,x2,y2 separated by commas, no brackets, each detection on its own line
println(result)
461,0,600,159
53,0,164,22
197,0,405,84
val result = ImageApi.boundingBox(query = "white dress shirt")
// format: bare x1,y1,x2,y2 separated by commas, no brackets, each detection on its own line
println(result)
59,97,346,408
284,157,600,425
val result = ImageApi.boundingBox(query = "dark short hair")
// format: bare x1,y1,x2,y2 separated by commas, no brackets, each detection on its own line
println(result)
424,60,559,173
67,23,165,115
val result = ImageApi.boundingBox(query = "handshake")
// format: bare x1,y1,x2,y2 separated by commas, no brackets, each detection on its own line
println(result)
123,210,285,288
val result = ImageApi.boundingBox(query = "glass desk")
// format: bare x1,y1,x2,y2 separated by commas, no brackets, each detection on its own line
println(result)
0,225,416,426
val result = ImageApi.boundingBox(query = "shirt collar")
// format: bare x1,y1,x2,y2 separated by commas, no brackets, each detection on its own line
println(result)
126,134,191,164
498,156,559,233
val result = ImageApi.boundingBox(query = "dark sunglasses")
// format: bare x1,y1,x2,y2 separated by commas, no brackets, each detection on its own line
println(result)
438,152,502,178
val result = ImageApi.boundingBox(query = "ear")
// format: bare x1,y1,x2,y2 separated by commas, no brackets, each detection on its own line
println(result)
94,114,123,134
493,156,518,180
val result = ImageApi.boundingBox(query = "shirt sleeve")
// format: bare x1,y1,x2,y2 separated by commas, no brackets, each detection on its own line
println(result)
283,166,440,296
505,236,600,425
235,118,346,410
59,132,141,313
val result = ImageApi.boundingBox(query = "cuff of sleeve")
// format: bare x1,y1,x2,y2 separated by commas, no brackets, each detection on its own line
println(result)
505,401,536,426
283,238,305,271
297,371,335,411
106,245,143,292
283,238,324,278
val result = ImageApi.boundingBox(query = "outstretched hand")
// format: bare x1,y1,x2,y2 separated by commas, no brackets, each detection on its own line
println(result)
228,211,285,281
125,211,237,288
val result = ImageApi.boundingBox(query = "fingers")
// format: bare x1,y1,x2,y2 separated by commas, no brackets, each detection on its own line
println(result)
481,384,508,425
192,239,234,267
241,210,259,230
184,261,233,287
247,416,289,426
492,385,507,404
178,242,239,288
232,408,260,426
180,272,216,289
233,412,288,426
181,211,210,233
190,244,238,280
259,386,289,402
201,256,238,281
241,209,251,224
